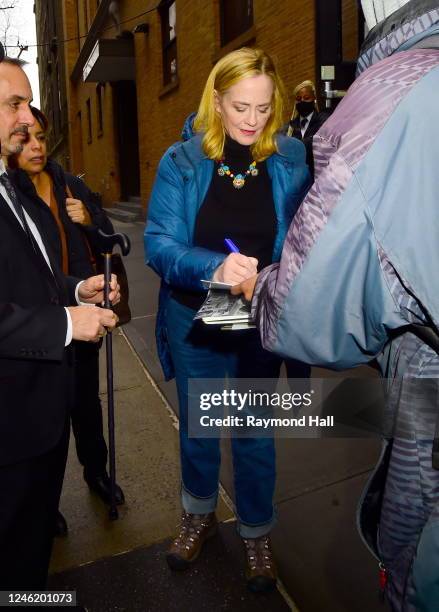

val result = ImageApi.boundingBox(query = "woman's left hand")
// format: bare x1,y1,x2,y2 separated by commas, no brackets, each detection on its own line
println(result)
66,197,92,225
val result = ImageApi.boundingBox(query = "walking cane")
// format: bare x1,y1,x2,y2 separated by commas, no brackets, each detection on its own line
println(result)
97,229,131,520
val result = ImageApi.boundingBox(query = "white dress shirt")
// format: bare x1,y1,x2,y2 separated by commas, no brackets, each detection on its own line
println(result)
300,112,314,137
0,160,75,345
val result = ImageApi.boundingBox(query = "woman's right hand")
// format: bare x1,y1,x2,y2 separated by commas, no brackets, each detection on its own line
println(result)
66,198,92,225
213,253,258,285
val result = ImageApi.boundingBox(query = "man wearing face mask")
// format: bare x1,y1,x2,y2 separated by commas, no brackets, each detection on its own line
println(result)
285,80,329,178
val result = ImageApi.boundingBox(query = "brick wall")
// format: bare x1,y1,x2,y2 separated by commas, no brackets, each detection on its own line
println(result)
136,0,316,213
57,1,319,209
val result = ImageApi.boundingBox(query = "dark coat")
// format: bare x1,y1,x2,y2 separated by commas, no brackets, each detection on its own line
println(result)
0,183,78,466
12,159,114,280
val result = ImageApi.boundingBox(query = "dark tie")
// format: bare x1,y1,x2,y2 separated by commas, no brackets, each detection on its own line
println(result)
300,117,308,130
0,172,37,251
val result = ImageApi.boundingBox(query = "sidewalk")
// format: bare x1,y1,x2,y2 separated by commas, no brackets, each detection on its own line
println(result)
49,328,289,611
48,218,384,612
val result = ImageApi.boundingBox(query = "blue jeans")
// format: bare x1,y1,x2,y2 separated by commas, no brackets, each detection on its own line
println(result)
166,297,282,538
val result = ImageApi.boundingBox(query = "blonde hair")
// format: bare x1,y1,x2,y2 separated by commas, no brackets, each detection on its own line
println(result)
287,80,319,137
193,47,286,162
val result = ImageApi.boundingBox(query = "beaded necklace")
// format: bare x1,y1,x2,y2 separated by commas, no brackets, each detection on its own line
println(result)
217,158,258,189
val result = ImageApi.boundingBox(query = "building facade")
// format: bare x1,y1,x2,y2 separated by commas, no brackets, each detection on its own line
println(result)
34,0,364,211
33,0,70,168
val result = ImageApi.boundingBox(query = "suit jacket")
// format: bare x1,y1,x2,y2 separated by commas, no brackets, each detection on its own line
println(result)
289,111,330,177
0,184,77,466
10,161,116,362
290,111,329,141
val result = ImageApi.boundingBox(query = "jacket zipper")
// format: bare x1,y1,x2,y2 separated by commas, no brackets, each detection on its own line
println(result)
356,439,390,601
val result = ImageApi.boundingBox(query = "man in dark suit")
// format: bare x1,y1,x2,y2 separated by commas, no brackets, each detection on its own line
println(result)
11,108,125,537
0,54,120,589
286,80,329,178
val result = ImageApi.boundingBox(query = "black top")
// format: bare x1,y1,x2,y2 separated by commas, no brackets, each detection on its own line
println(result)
173,136,276,310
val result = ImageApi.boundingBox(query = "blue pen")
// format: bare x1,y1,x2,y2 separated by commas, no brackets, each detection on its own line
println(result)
224,238,240,253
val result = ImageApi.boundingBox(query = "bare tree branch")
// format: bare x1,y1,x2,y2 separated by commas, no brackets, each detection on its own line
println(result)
0,0,20,57
0,0,17,10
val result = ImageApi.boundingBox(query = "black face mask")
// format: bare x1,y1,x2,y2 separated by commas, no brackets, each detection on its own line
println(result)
296,101,315,117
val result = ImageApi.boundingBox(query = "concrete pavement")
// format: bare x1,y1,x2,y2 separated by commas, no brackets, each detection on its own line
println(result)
48,217,386,612
49,328,289,611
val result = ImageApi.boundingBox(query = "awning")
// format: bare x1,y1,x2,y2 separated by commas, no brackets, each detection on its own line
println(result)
83,37,135,82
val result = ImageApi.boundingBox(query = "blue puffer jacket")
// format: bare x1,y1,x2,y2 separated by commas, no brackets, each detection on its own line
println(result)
145,119,310,380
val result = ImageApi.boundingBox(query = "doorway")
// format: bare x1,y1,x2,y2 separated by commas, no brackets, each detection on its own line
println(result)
114,80,141,200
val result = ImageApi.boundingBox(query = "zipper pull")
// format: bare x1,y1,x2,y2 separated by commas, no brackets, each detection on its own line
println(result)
378,562,388,601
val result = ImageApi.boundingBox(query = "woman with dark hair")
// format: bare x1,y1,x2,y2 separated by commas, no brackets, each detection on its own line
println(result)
9,106,125,534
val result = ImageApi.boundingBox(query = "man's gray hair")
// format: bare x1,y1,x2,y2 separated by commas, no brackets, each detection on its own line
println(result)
361,0,412,29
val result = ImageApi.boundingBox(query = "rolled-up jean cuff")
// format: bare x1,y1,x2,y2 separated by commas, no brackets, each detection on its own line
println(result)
237,510,277,539
181,483,218,514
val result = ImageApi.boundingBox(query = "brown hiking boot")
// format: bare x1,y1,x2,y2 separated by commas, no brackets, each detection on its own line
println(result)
166,510,218,570
243,534,277,592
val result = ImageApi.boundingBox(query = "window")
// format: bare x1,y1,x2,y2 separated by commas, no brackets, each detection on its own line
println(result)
159,0,178,85
96,84,104,136
220,0,253,47
86,98,92,143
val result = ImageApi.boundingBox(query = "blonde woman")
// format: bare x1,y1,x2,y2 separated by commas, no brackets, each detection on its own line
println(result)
286,80,329,177
145,47,310,591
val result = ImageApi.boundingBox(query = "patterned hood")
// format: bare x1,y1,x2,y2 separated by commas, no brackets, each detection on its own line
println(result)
357,0,439,74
